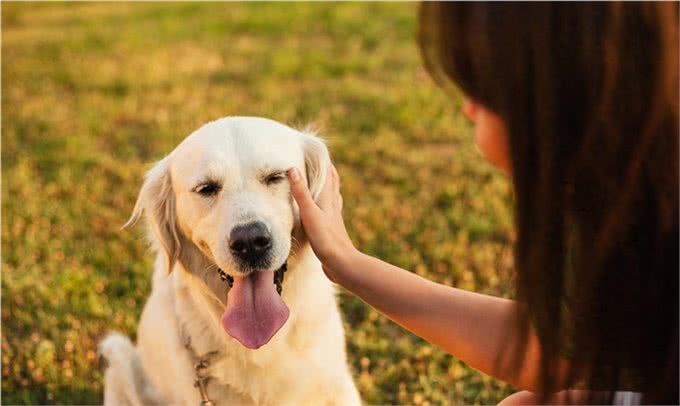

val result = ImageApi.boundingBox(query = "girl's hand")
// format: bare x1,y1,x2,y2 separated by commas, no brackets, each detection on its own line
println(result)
287,163,358,282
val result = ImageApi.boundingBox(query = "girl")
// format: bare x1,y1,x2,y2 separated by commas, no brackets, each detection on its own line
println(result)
287,3,678,404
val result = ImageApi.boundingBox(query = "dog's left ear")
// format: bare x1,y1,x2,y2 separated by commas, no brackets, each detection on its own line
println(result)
124,156,181,273
300,130,330,202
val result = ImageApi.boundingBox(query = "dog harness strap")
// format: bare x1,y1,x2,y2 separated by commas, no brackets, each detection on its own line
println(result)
195,376,214,406
181,325,220,406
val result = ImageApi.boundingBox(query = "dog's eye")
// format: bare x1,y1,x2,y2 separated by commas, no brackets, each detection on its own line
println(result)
194,181,221,196
264,173,286,186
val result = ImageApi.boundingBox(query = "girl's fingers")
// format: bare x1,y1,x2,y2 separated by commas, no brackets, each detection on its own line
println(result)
327,162,341,207
287,167,318,214
288,163,343,221
331,164,340,194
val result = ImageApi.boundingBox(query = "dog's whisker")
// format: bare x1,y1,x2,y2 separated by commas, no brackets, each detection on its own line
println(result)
200,263,224,288
290,236,302,251
202,264,219,278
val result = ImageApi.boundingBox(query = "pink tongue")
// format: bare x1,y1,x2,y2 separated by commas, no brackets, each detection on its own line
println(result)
221,271,289,349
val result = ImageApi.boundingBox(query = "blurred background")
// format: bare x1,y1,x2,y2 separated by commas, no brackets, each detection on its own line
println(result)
2,3,517,404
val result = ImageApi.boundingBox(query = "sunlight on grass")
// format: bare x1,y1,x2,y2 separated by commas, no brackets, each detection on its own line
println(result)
3,3,515,404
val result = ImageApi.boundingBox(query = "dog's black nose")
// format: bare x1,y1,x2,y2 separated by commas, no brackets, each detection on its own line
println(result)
229,222,272,264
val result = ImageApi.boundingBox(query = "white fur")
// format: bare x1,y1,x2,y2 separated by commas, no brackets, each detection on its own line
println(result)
99,117,360,405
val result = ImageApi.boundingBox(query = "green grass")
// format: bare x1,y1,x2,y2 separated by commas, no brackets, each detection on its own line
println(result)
2,3,516,404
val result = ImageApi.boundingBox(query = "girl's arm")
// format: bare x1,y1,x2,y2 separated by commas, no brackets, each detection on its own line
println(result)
333,250,571,392
287,165,571,392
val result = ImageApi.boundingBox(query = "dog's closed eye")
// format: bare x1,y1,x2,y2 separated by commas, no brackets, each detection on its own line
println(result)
193,180,222,197
264,172,286,186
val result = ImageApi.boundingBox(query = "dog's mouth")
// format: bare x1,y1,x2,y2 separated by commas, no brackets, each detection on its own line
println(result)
217,263,289,349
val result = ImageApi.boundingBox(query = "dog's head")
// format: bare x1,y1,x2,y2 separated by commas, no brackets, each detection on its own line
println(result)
126,117,329,349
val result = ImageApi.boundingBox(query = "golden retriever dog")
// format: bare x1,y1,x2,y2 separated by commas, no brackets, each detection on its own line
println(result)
98,117,360,405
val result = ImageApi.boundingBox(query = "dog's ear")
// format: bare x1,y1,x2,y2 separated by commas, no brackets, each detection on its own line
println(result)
124,156,181,273
300,130,330,202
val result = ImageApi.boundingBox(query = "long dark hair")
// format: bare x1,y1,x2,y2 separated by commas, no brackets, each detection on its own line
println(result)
419,2,678,404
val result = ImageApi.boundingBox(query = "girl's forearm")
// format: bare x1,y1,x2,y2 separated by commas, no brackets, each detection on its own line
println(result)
334,251,568,391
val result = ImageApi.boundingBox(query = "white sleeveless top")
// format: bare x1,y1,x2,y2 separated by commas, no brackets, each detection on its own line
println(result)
613,391,643,405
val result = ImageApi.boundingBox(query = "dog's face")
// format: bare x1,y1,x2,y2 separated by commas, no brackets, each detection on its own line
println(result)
127,117,329,348
171,122,307,277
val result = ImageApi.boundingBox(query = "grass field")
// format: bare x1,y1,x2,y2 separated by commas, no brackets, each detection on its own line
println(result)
2,3,517,404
